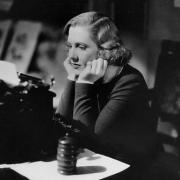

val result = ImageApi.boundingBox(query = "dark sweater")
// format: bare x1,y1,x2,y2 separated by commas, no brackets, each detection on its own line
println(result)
56,64,159,164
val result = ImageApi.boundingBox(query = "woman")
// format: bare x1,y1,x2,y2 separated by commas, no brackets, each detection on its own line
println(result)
56,11,159,178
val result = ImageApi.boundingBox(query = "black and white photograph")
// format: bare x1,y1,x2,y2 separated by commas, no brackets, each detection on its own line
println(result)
0,0,180,179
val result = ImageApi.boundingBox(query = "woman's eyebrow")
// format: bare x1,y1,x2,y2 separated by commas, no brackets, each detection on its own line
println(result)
77,42,88,46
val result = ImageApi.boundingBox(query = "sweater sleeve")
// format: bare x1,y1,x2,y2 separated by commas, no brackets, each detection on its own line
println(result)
56,79,75,123
73,83,99,132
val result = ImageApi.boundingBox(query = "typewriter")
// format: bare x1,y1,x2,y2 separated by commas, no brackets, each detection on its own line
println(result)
0,73,58,163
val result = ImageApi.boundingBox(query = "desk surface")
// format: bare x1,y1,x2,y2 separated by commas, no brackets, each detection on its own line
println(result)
0,149,130,180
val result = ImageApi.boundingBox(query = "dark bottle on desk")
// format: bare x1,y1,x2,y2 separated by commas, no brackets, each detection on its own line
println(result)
57,132,79,175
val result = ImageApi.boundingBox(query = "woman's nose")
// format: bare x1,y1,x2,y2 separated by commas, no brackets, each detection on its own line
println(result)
70,57,79,63
68,48,79,62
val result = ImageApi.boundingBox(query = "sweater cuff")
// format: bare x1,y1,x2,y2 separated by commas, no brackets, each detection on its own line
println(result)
62,78,75,97
66,78,75,86
75,83,95,95
76,80,94,84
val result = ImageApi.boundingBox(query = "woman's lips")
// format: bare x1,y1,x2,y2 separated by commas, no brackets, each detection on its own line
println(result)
71,63,81,69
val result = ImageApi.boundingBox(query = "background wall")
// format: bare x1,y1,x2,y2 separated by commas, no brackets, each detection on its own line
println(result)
1,0,180,100
147,0,180,88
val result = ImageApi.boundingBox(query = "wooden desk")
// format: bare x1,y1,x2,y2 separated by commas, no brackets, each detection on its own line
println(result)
0,149,130,180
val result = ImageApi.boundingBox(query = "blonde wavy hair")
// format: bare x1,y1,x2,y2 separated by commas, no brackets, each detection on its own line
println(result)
64,11,132,66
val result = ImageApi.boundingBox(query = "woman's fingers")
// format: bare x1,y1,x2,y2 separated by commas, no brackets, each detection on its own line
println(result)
92,59,98,74
93,58,107,76
78,58,108,83
95,58,104,74
85,61,92,72
86,58,107,76
102,59,108,74
64,57,82,80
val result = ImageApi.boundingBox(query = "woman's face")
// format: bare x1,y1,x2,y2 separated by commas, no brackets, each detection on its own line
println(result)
66,26,98,70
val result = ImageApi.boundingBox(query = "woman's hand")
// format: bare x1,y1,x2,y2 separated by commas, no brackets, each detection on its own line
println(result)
77,58,108,83
64,58,82,81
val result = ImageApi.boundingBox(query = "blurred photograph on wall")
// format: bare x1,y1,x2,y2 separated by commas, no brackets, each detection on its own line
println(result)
28,24,67,107
0,20,12,58
5,21,42,73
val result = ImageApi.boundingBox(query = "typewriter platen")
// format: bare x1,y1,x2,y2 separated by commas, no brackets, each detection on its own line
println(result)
18,73,54,89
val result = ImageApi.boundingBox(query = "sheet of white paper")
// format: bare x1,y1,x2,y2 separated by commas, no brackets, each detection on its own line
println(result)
0,149,130,180
0,60,20,86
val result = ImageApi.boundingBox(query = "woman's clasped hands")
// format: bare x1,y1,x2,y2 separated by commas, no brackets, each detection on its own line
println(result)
78,58,108,83
64,58,108,84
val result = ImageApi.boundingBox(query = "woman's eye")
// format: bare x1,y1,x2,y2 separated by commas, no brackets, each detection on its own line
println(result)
66,44,72,49
79,46,86,50
64,43,72,52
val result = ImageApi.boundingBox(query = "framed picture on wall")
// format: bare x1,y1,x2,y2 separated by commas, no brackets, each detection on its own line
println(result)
5,21,42,73
0,20,12,59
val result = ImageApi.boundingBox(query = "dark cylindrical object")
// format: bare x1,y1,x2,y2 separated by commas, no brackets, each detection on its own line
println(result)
57,133,79,175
